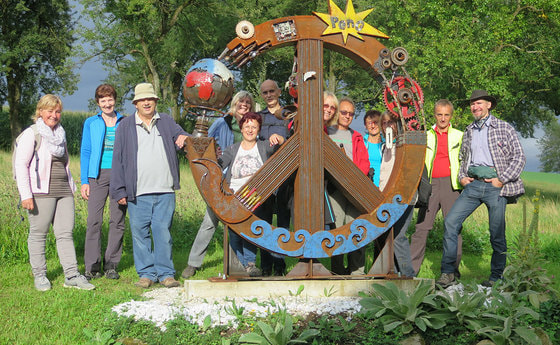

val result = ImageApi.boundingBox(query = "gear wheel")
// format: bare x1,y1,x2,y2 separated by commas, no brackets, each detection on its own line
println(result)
406,119,420,131
383,76,424,119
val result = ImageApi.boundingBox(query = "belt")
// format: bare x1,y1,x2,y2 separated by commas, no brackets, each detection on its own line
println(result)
469,176,489,182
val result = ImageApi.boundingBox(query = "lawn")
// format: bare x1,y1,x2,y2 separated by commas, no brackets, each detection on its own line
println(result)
0,149,558,344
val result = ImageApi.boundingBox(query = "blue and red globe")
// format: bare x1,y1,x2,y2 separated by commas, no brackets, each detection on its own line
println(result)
183,59,234,110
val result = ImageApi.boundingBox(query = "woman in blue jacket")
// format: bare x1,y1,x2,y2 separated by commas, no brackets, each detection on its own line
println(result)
80,84,126,280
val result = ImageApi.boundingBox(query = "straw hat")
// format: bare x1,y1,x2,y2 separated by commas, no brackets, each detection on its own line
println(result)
132,83,159,103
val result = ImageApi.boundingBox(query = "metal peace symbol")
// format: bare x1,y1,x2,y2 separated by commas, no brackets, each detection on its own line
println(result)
184,14,426,277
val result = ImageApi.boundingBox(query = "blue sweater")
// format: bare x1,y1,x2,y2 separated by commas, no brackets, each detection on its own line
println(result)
109,112,188,202
80,111,125,185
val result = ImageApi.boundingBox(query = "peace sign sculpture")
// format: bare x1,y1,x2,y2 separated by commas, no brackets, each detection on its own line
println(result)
184,1,426,278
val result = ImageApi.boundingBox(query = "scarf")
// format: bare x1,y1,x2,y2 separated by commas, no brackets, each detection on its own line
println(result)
36,118,66,157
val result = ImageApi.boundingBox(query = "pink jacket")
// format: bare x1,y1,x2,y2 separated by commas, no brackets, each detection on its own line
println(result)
14,127,76,201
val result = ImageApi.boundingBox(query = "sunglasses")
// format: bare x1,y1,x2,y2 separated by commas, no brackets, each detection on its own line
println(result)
340,110,355,117
323,104,336,111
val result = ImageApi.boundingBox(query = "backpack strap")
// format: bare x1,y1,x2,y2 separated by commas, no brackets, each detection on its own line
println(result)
29,124,42,189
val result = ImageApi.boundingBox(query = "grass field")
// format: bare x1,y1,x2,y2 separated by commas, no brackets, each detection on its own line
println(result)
0,149,558,344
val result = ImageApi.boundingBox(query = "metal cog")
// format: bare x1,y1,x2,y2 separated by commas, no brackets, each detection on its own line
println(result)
383,76,424,120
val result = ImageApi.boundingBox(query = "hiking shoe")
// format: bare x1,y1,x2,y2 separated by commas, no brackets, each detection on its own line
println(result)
135,278,156,288
181,265,198,279
161,277,181,288
246,263,262,277
64,275,95,290
436,273,456,288
481,279,498,288
34,275,51,291
85,271,102,281
105,269,120,280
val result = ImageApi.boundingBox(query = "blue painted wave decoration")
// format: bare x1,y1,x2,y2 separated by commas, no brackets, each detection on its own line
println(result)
241,195,408,258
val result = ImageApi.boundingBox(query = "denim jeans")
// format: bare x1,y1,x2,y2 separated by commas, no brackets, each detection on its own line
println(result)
127,193,176,282
441,180,507,280
393,205,416,277
229,229,257,267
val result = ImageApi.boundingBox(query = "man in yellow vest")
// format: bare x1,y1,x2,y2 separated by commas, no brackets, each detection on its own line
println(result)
410,99,463,276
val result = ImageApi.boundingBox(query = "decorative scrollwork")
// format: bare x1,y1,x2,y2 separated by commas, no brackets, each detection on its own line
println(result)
241,195,408,258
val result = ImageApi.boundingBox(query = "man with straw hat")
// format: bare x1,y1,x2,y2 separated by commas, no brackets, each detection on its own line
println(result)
110,82,189,288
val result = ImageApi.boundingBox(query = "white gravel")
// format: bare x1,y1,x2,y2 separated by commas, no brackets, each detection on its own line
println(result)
111,282,493,331
112,287,363,331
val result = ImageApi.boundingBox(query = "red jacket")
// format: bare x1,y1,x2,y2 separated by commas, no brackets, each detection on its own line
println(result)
351,129,370,175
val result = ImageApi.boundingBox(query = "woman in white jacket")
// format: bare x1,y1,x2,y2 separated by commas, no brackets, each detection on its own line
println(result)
14,94,94,291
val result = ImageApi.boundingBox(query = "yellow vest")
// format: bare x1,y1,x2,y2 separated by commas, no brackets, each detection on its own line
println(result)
425,124,463,190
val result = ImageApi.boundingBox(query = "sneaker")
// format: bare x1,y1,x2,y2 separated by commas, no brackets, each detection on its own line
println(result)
105,269,120,280
84,271,102,281
64,275,95,290
135,277,156,288
436,273,456,288
181,265,198,279
160,277,181,288
34,275,51,291
246,263,262,277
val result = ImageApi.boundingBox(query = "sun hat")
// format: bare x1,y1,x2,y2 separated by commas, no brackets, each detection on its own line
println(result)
469,90,497,110
132,83,159,103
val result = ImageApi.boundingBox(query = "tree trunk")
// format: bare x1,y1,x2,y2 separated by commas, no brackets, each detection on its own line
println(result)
7,72,22,145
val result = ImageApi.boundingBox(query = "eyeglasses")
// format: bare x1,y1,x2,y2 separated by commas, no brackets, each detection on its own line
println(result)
323,104,336,111
340,110,355,117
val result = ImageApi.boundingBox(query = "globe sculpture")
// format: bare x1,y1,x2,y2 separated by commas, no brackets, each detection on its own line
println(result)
183,58,234,110
183,58,234,136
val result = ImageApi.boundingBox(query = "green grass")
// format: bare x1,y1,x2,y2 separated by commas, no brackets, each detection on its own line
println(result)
1,149,558,344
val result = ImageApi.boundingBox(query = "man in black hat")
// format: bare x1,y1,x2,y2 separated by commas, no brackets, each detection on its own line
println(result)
436,90,526,288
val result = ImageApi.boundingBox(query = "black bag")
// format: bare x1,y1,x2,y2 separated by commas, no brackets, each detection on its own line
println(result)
415,166,432,208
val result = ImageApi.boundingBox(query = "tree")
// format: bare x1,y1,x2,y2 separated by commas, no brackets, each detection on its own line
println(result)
0,0,77,142
538,119,560,173
367,0,560,135
80,0,241,120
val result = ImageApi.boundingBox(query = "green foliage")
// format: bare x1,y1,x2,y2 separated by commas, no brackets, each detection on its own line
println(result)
537,298,560,343
538,119,560,173
359,280,448,334
435,287,487,330
0,0,78,141
83,328,120,345
501,191,558,303
60,111,92,155
239,314,319,345
288,285,304,297
308,315,356,344
322,285,337,297
224,298,247,323
477,291,543,345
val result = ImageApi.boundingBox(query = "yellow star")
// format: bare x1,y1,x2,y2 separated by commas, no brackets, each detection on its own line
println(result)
313,0,389,44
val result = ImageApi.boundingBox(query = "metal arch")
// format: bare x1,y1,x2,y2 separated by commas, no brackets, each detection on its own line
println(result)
185,14,426,275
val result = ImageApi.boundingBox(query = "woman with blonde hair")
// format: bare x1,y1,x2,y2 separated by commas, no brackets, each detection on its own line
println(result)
14,94,94,291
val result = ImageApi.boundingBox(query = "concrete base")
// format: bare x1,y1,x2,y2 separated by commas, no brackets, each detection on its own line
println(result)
184,277,433,299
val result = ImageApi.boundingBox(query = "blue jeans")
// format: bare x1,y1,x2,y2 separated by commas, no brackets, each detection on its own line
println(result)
393,205,416,277
441,180,507,280
128,193,176,282
229,229,257,267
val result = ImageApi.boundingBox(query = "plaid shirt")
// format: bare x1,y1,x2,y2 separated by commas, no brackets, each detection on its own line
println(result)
459,115,525,197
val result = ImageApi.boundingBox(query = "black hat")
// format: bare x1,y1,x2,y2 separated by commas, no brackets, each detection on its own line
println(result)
469,90,497,110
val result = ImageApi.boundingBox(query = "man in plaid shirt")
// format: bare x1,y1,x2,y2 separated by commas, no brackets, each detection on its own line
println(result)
436,90,526,288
